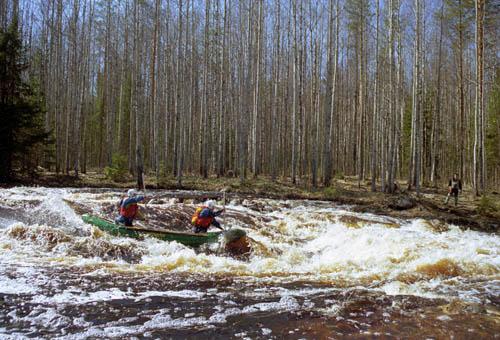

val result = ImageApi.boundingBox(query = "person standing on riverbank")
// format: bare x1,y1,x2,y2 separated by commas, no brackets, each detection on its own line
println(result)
191,200,225,233
445,173,462,206
115,189,145,226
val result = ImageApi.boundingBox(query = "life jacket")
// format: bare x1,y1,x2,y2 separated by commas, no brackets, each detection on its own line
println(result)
191,206,214,228
119,197,139,219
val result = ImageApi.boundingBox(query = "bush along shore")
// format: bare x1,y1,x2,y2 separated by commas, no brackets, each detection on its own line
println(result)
4,171,499,233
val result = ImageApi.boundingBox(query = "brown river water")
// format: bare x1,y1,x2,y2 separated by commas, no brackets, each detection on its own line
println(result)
0,187,498,339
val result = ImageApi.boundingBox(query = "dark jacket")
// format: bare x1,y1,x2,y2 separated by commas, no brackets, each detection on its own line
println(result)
448,179,462,192
199,208,223,219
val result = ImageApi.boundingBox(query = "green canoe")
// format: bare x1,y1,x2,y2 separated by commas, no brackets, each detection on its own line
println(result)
82,214,222,247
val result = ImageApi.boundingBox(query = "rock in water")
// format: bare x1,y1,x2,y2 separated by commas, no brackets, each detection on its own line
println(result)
224,229,251,256
223,228,246,243
389,195,416,211
225,236,251,257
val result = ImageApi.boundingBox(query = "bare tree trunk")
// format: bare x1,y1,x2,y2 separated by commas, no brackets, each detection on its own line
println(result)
270,0,281,182
356,2,366,188
104,0,113,168
310,0,320,188
133,0,143,189
54,0,63,174
323,0,338,187
200,0,210,178
412,0,423,195
474,0,485,195
176,0,184,186
387,0,396,193
291,0,298,184
217,0,229,177
73,0,90,178
396,5,404,187
431,2,444,187
151,0,160,180
163,0,171,175
371,0,380,192
251,0,262,177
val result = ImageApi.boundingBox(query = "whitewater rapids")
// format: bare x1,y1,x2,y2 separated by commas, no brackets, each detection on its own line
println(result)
0,187,498,338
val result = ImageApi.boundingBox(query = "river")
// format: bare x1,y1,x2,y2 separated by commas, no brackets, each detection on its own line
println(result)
0,187,498,339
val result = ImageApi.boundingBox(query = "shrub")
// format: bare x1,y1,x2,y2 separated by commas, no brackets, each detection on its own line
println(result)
477,195,499,216
334,172,345,180
323,186,339,199
104,154,128,182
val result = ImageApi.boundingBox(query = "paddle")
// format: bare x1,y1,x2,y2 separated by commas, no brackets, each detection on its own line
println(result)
141,171,149,204
215,194,226,255
142,172,160,207
137,171,151,224
134,220,148,229
222,190,229,231
217,188,227,232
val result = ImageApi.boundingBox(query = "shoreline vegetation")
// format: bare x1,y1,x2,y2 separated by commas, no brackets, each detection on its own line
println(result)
5,171,499,234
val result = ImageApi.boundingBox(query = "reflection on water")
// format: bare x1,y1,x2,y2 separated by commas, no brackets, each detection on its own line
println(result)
0,187,498,338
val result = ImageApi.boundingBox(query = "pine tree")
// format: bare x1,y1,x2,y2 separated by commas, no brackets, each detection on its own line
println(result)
0,18,49,182
485,68,500,184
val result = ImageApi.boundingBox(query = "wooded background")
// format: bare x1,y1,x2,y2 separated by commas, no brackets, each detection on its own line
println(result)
2,0,499,193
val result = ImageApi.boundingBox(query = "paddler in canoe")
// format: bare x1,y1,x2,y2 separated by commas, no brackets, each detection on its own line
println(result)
191,200,225,233
115,189,146,226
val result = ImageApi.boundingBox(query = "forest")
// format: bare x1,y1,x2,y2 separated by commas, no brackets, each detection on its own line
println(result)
1,0,499,193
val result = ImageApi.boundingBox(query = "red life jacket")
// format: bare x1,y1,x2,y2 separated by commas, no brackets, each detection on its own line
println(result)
119,197,139,219
191,206,214,228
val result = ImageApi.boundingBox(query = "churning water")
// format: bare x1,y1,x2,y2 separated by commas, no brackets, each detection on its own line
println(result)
0,187,498,338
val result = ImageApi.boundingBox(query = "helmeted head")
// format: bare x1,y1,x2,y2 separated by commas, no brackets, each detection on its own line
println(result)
205,200,216,210
127,189,138,197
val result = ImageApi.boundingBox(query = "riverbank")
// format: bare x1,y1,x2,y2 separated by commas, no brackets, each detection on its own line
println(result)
4,171,500,233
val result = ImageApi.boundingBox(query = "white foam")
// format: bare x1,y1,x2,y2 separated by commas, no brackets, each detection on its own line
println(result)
0,276,40,294
31,288,130,305
6,306,72,331
0,187,499,303
30,287,206,306
242,295,300,313
262,328,272,335
208,295,301,324
136,290,205,300
0,266,48,295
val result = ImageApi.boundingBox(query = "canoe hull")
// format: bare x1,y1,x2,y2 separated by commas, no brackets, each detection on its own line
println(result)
82,214,221,247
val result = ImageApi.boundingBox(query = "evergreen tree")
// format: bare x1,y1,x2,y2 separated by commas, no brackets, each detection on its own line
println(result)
0,18,49,182
486,68,500,184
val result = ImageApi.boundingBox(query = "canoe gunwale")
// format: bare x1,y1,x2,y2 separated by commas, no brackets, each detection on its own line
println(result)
82,214,222,246
98,216,221,237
